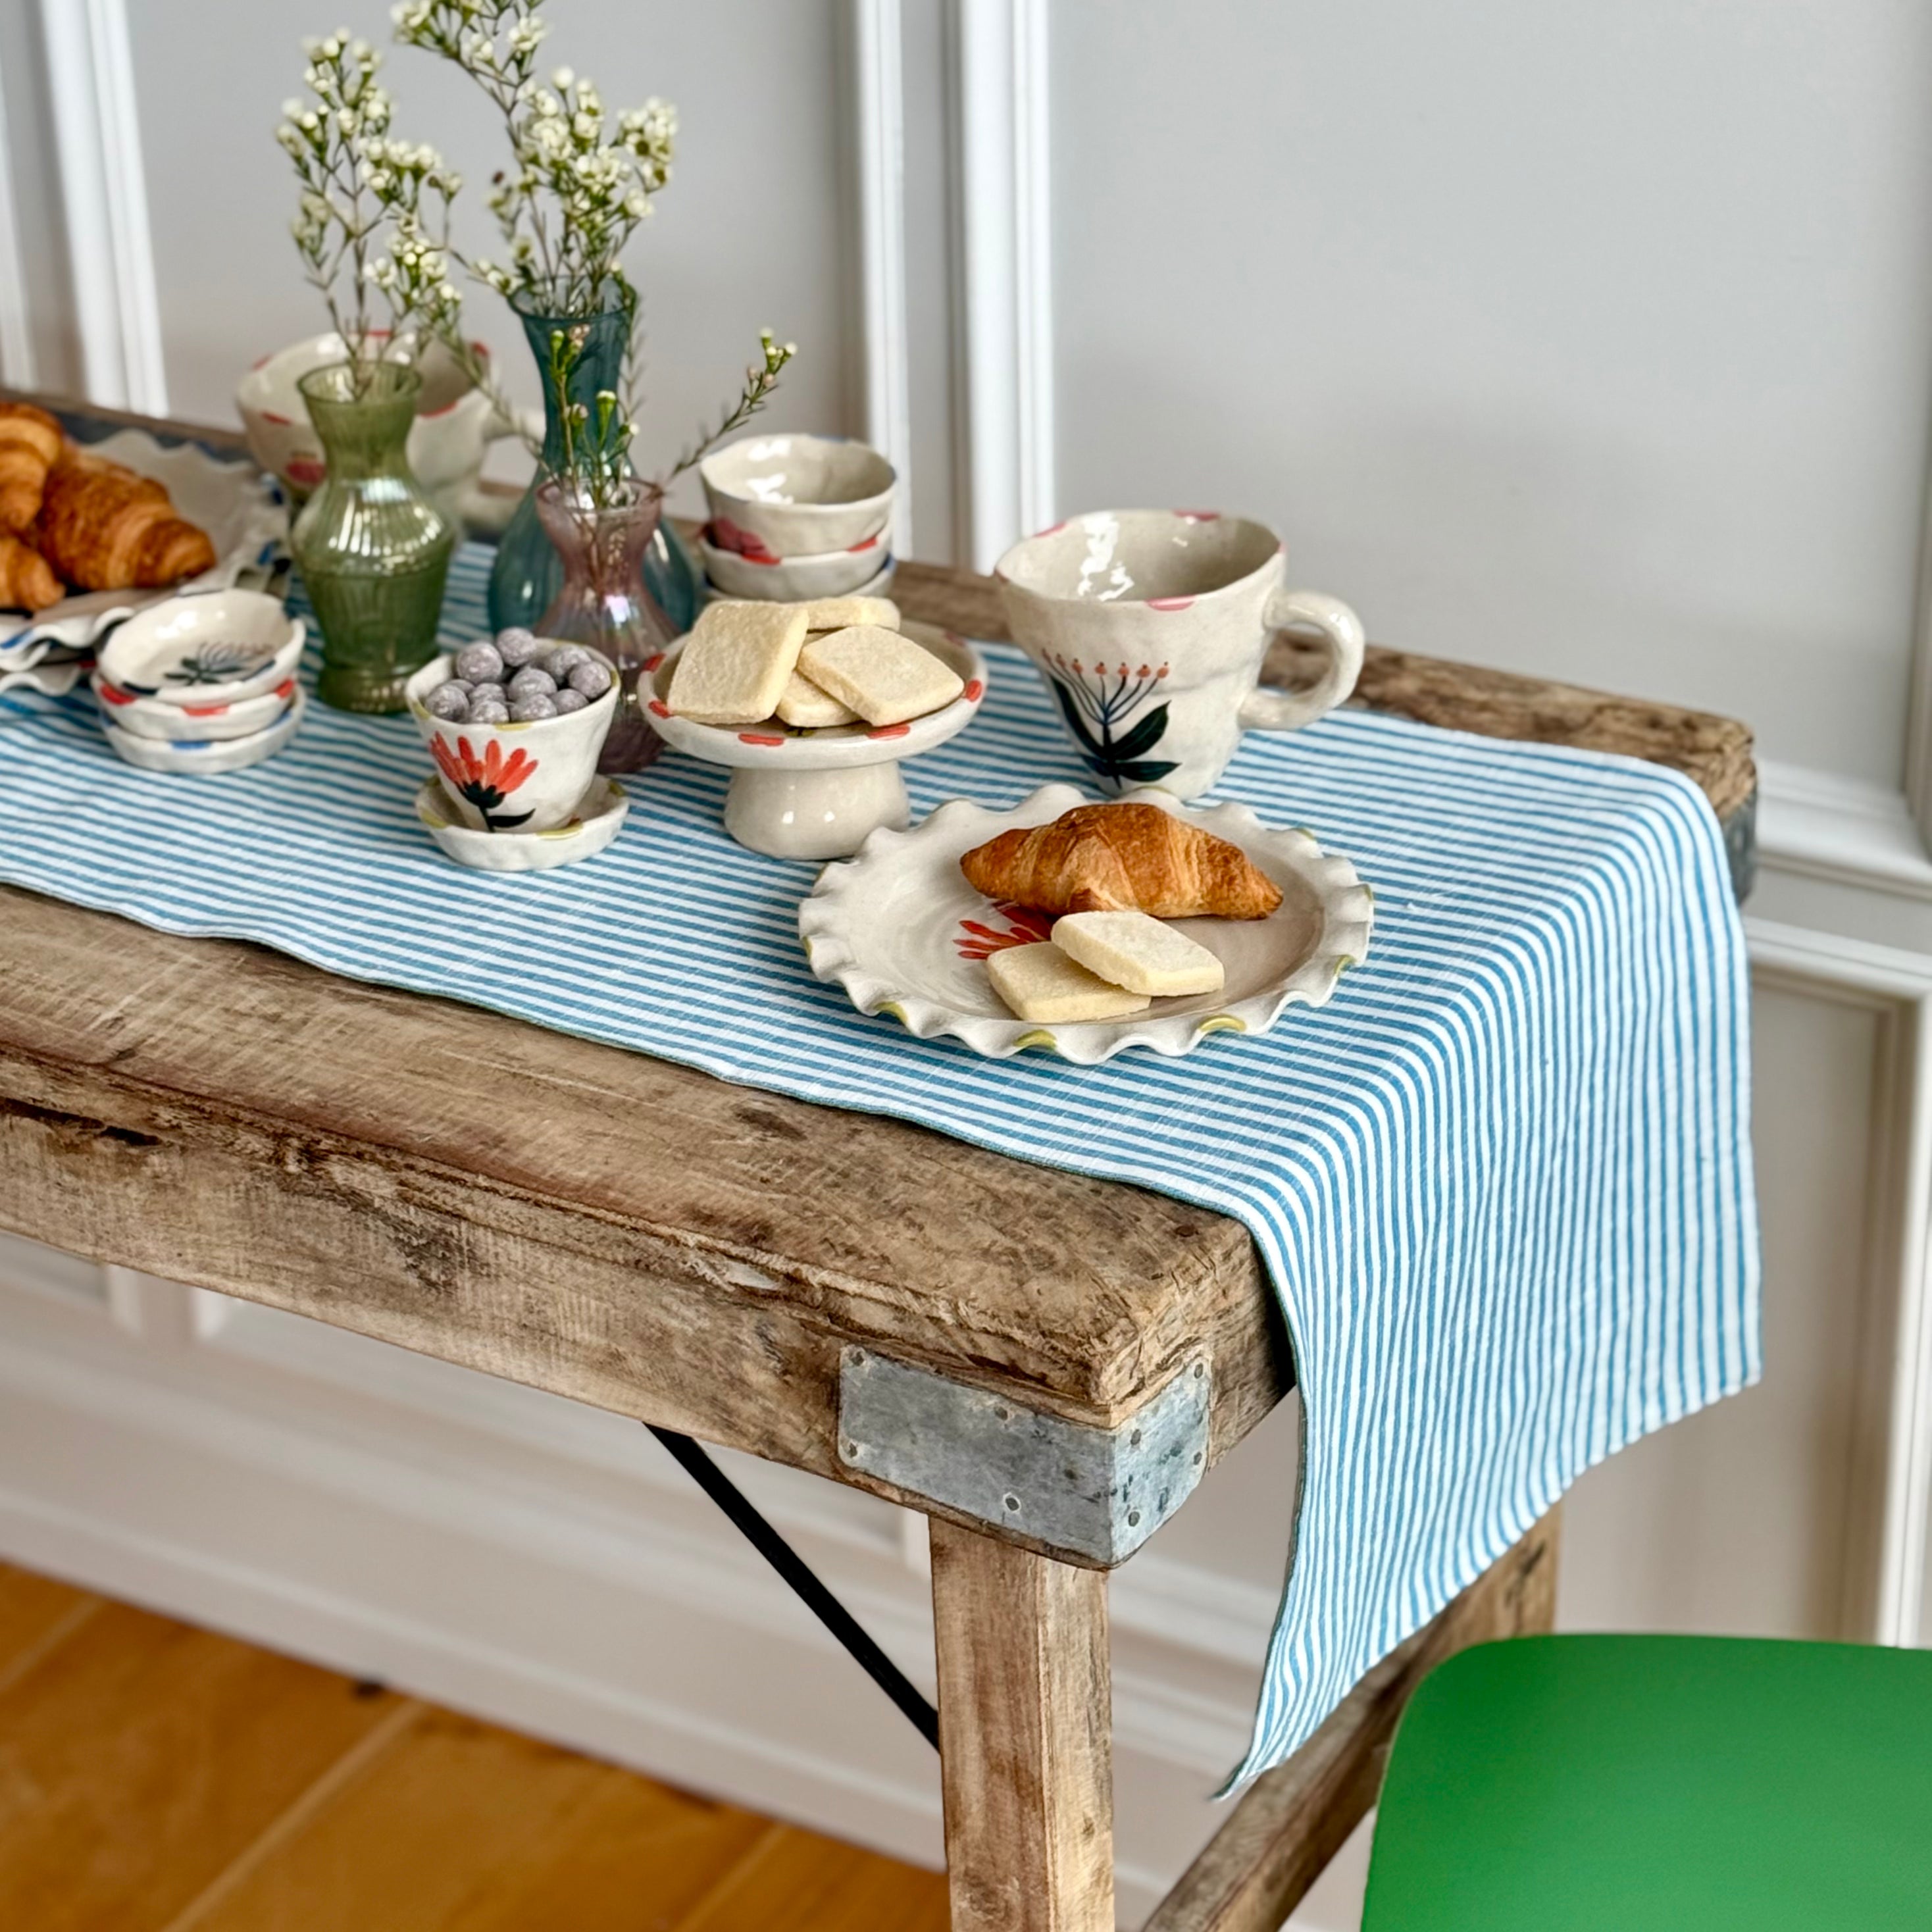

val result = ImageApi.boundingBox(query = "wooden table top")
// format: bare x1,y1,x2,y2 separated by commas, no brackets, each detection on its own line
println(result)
0,394,1756,1551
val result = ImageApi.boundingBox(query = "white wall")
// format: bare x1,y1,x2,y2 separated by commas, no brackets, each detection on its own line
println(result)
1050,0,1932,788
5,5,1932,1928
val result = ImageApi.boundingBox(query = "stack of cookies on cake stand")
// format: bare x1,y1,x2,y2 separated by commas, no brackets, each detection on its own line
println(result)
646,591,986,861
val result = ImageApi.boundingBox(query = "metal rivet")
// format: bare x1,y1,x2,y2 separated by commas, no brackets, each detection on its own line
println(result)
1004,1492,1021,1512
1127,1510,1142,1527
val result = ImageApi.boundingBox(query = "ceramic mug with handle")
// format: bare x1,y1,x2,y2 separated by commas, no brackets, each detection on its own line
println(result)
994,509,1363,799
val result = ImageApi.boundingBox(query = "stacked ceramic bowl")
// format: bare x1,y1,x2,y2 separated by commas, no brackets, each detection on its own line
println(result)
696,433,897,607
92,590,307,774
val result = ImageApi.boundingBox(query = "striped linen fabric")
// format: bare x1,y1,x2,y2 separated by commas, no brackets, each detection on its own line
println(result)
0,545,1760,1784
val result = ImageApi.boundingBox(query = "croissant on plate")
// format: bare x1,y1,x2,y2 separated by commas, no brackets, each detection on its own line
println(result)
36,451,216,592
0,402,63,534
960,802,1284,919
0,532,61,612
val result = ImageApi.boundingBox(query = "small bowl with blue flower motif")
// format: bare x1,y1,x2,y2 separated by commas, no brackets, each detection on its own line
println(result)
91,666,299,742
103,686,307,775
404,645,618,834
95,588,305,706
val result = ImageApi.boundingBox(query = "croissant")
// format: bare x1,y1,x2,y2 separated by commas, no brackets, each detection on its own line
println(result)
0,402,62,533
961,802,1284,919
36,451,216,592
0,533,61,612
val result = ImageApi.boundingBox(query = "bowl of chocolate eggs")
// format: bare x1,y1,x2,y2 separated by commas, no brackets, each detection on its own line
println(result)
405,627,619,836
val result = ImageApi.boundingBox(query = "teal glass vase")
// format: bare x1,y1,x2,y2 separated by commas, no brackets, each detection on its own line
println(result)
488,295,700,636
292,361,455,714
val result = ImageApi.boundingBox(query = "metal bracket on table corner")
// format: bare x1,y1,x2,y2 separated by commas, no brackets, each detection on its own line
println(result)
836,1346,1212,1565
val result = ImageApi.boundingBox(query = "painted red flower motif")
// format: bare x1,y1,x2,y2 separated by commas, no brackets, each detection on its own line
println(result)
705,517,779,563
955,902,1056,961
431,734,538,831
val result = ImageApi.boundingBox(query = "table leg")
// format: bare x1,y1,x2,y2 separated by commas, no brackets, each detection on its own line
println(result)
930,1518,1115,1932
1142,1510,1561,1932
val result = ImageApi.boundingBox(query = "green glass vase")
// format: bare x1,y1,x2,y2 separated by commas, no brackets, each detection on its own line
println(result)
488,294,699,636
293,362,454,714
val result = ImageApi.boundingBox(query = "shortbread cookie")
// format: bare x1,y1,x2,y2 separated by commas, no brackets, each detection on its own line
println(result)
1051,911,1225,997
799,624,964,726
670,601,809,724
986,943,1151,1023
800,596,900,632
774,669,858,728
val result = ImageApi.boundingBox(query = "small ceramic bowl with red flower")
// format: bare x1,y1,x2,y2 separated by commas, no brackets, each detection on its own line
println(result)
404,645,617,835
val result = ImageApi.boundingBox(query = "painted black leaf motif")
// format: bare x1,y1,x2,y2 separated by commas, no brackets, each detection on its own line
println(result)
1109,757,1181,784
1049,673,1175,784
1107,702,1171,766
1051,677,1104,757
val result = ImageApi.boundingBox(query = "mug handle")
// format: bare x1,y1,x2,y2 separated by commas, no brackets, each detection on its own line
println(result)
1238,588,1365,731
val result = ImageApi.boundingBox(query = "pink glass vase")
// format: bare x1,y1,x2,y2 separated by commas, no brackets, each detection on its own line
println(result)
534,478,674,774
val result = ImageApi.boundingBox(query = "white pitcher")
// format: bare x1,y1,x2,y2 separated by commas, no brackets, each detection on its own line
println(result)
237,332,535,538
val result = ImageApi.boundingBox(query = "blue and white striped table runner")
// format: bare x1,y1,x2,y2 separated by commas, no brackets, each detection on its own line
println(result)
0,544,1759,1784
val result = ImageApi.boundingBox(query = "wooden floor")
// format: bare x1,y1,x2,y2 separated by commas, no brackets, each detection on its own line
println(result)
0,1560,949,1932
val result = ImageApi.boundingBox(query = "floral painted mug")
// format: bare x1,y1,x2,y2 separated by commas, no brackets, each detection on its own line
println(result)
994,510,1364,798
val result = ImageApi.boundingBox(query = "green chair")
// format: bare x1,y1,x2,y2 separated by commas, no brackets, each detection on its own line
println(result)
1361,1633,1932,1930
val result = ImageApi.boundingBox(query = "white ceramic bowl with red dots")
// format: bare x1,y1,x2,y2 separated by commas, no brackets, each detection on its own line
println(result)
643,620,988,861
698,521,892,601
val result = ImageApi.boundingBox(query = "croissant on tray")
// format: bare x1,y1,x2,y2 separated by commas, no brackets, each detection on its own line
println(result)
0,401,63,534
960,802,1284,919
0,532,61,611
36,451,216,592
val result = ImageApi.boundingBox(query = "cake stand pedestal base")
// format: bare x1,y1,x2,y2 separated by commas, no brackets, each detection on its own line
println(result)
723,761,911,861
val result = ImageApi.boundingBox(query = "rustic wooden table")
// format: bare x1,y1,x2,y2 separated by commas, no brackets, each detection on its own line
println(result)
0,395,1754,1932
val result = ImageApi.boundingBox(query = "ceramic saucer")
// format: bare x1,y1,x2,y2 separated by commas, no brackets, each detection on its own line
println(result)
103,686,306,774
798,784,1375,1062
414,774,629,872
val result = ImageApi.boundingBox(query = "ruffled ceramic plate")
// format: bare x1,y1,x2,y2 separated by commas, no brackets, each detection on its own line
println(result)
0,430,289,657
799,783,1375,1062
0,657,88,700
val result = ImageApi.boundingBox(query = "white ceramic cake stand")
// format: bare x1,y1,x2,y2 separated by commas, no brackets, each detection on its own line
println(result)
643,621,988,860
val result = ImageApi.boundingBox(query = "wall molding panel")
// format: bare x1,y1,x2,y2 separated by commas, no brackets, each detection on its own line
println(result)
846,0,913,555
948,0,1053,571
0,51,35,388
1758,760,1932,903
1746,918,1932,1650
38,0,165,412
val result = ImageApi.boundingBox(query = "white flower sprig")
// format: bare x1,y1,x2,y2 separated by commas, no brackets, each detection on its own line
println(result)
277,30,463,389
391,0,673,317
